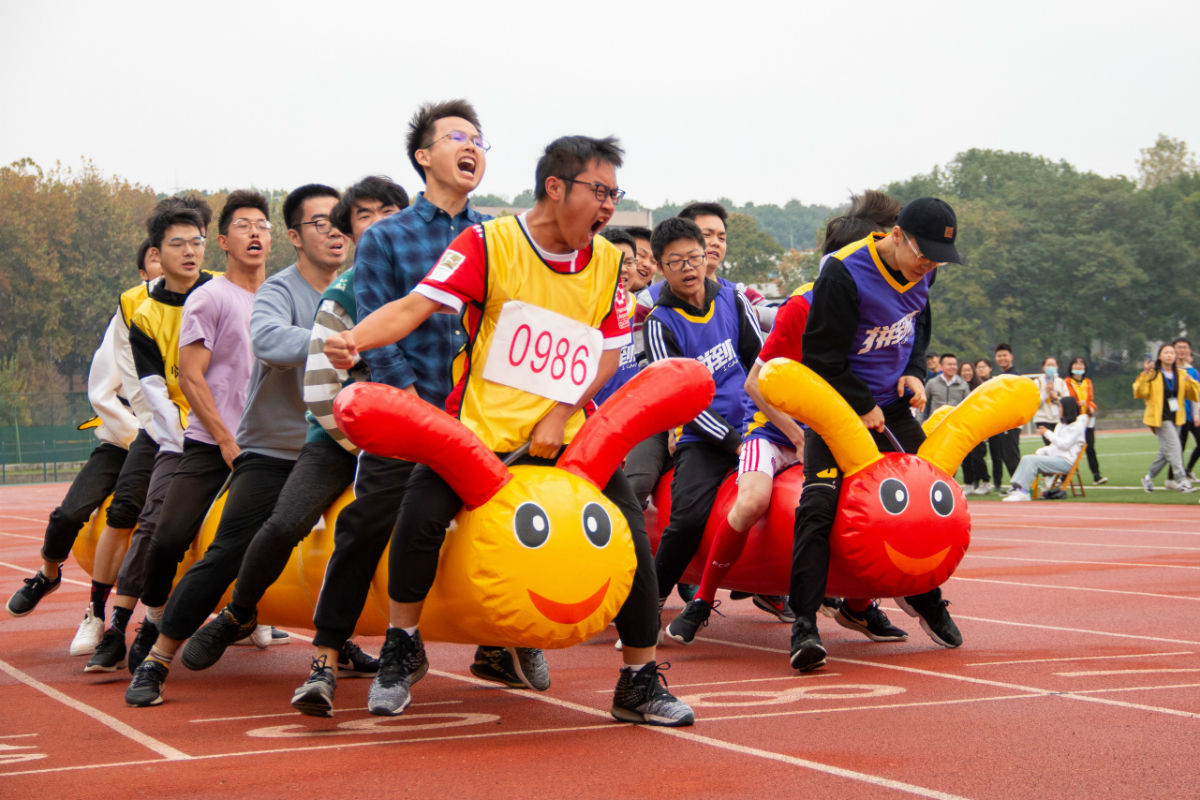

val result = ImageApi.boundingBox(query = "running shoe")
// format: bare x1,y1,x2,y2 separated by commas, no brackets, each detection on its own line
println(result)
1142,475,1154,493
128,618,159,673
896,595,963,648
6,569,61,617
789,619,826,671
610,661,693,727
665,598,716,645
125,658,169,707
337,640,380,677
367,628,428,716
181,605,258,671
470,646,550,690
70,603,104,656
751,594,796,623
834,601,908,642
291,654,337,717
85,627,127,672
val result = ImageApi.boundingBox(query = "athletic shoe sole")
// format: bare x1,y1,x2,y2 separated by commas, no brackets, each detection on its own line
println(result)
789,640,827,671
894,597,961,648
291,686,335,717
833,609,908,642
84,659,126,673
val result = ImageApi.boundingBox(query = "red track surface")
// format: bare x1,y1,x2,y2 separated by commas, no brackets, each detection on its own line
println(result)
2,483,1198,799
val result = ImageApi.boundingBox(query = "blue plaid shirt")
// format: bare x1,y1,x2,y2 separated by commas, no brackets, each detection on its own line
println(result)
353,193,490,406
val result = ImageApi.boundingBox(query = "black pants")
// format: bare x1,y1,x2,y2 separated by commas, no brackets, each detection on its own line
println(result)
312,453,413,651
40,442,126,563
989,428,1020,484
139,439,230,609
388,457,662,649
159,452,295,641
1083,427,1103,481
231,438,357,612
789,399,944,624
961,441,989,487
624,431,671,508
653,440,737,598
1170,420,1200,477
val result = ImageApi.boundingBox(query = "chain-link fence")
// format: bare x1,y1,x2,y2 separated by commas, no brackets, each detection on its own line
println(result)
1,392,96,484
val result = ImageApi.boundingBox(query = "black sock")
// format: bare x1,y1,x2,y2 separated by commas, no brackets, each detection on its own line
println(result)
90,582,113,620
228,602,255,624
111,605,133,634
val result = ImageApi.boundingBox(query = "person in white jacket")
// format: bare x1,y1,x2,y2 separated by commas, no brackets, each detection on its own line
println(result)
6,241,162,659
1002,396,1087,502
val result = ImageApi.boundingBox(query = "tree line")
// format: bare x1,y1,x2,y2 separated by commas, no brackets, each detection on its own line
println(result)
1,135,1196,426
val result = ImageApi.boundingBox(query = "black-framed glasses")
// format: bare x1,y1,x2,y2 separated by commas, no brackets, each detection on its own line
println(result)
662,253,706,272
424,130,490,152
299,217,333,234
229,218,272,233
561,178,625,203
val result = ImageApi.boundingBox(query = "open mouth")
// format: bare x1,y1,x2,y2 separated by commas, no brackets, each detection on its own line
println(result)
457,155,477,178
247,242,263,254
883,542,950,576
527,579,610,624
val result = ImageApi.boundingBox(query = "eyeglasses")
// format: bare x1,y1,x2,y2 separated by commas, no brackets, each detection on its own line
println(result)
620,256,635,269
662,253,706,272
299,217,334,234
424,130,491,152
561,178,626,203
903,233,944,267
229,218,272,233
164,236,206,249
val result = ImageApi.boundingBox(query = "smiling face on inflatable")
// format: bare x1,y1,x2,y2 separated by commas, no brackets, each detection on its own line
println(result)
828,453,970,598
332,358,717,648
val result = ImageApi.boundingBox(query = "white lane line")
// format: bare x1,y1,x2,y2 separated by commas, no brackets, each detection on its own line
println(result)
948,613,1200,646
0,658,189,760
0,560,90,588
972,536,1200,551
1073,682,1200,695
967,651,1193,667
952,576,1200,603
0,531,46,542
0,516,50,525
965,554,1200,571
698,693,1038,723
1056,669,1200,677
701,638,1200,719
190,699,464,723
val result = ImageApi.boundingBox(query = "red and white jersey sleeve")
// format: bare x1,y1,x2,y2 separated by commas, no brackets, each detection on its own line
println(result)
757,294,809,365
414,225,488,313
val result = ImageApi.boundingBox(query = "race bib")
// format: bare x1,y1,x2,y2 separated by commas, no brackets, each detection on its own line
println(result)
482,301,602,405
1168,397,1179,413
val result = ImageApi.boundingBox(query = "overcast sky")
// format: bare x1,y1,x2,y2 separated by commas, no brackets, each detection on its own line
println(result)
3,0,1197,209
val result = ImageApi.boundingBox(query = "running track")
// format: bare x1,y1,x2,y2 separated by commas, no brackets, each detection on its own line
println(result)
1,483,1197,799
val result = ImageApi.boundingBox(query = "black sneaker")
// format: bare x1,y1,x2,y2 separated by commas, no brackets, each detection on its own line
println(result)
789,619,826,671
128,618,159,673
367,628,428,716
85,627,127,673
470,646,551,690
835,601,908,642
819,597,844,618
337,640,380,677
6,569,62,617
125,658,169,707
181,605,258,671
610,662,694,727
728,590,752,600
751,594,796,623
895,595,963,648
665,598,716,645
291,654,337,717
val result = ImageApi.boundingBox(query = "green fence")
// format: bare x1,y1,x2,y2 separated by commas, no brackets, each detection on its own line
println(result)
1,391,97,484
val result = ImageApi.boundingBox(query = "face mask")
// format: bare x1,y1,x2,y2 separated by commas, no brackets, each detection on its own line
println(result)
1072,369,1084,378
1044,366,1058,379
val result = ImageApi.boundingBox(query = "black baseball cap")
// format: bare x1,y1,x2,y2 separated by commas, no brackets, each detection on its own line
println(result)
897,197,963,264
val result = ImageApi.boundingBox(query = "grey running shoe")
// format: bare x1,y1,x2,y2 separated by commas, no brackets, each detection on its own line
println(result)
665,598,716,645
291,654,337,718
895,595,963,648
367,628,428,716
337,640,380,677
127,618,159,674
125,658,169,707
1142,475,1154,493
85,627,127,672
610,662,694,727
835,601,908,642
181,605,257,671
470,646,550,691
7,569,61,617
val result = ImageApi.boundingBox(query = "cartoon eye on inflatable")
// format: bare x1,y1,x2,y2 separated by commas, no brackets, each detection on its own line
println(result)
929,480,954,517
514,502,551,549
581,502,612,548
879,478,909,515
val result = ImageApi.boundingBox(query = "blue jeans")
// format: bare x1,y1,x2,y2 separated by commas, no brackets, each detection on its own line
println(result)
1011,454,1073,493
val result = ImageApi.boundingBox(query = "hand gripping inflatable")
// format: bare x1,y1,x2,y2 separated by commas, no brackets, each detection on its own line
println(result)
331,358,715,648
646,363,1038,598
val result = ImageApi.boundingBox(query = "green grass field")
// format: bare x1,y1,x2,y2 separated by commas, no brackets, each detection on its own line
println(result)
967,429,1200,505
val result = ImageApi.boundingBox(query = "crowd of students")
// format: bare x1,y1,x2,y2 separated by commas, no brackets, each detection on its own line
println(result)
6,99,976,729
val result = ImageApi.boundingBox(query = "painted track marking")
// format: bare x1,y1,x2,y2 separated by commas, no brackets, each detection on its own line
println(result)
967,650,1193,667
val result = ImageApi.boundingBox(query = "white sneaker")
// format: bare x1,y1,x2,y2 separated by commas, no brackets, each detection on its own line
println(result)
973,482,993,496
1178,480,1197,494
69,604,104,656
1142,475,1154,493
1165,479,1181,491
1002,490,1031,502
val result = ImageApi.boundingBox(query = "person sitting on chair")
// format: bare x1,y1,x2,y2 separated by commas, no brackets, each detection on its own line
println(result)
1002,396,1087,502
